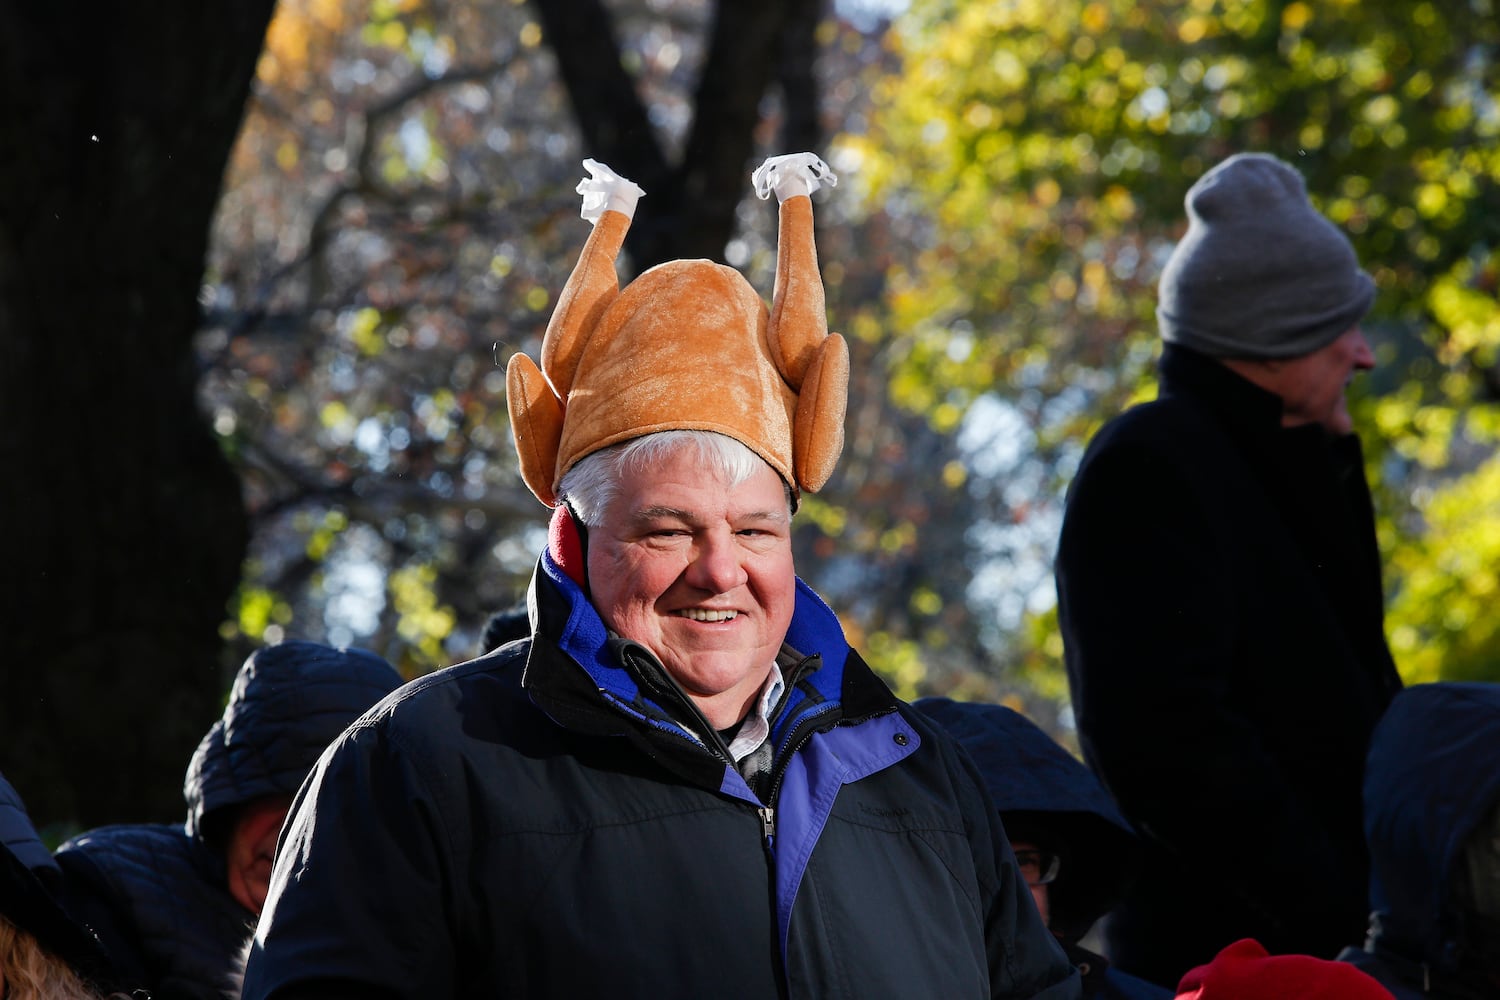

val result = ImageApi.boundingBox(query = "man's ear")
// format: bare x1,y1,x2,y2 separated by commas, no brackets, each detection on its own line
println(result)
548,503,589,594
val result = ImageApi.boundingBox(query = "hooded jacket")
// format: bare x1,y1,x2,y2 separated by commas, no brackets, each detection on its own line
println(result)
55,642,402,1000
241,542,1081,1000
1338,682,1500,999
916,698,1171,1000
2,772,126,995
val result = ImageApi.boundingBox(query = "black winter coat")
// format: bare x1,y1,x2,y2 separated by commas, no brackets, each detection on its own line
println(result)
242,553,1081,1000
55,823,252,1000
1055,345,1403,988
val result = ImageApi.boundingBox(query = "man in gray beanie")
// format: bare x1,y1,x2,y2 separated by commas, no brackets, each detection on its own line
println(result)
1054,152,1403,989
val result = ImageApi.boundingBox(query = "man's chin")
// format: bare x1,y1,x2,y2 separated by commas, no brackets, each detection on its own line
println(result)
1324,414,1355,436
663,653,772,694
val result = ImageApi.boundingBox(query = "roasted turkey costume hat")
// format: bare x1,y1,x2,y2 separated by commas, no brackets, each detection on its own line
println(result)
507,153,849,507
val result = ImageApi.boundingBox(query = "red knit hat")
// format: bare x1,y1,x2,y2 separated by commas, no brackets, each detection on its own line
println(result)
1175,939,1395,1000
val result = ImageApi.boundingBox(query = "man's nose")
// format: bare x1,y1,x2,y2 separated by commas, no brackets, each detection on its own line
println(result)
686,532,747,593
1351,329,1375,369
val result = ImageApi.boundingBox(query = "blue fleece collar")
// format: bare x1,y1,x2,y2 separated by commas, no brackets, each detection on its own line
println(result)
539,548,852,745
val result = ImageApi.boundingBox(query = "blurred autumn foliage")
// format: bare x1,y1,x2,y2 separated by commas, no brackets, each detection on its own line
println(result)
3,0,1497,827
845,0,1500,694
199,0,1006,714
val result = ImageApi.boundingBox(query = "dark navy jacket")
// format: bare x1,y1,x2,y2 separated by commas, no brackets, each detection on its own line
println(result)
56,642,402,1000
917,698,1171,1000
1338,682,1500,999
242,550,1081,1000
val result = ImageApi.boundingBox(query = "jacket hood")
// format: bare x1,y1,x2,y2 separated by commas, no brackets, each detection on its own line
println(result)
184,641,403,840
914,697,1139,943
1363,681,1500,972
2,771,57,877
2,772,121,992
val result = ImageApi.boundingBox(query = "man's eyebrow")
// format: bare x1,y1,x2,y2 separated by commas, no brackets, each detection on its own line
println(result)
629,505,789,525
739,508,790,525
632,505,697,524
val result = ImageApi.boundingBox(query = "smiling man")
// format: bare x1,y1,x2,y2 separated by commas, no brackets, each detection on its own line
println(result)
1054,152,1404,990
241,155,1079,1000
572,437,796,733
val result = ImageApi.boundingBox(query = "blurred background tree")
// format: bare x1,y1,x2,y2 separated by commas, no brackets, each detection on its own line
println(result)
199,0,1002,724
2,0,275,828
3,0,1496,829
843,0,1500,712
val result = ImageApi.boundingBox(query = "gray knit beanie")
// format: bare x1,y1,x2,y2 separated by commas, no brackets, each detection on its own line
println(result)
1157,152,1375,359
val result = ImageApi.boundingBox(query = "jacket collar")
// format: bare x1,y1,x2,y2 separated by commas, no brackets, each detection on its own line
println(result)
1156,342,1368,478
522,549,898,775
1157,342,1287,437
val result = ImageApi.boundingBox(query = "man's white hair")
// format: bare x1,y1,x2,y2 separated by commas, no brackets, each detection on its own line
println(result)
559,431,792,527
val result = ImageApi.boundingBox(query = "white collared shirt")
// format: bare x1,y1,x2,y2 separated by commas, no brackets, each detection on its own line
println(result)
724,663,785,763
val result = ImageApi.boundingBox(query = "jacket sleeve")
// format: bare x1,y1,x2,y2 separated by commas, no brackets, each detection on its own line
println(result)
1055,438,1366,930
944,733,1081,999
52,847,155,992
239,718,459,1000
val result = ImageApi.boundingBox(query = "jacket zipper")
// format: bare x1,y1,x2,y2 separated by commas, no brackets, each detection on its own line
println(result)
759,701,903,844
618,642,896,851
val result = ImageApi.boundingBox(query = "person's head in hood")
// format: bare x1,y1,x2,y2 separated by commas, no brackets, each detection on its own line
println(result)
1343,681,1500,996
186,640,403,915
915,698,1139,942
1451,795,1500,982
915,698,1170,998
1,775,124,999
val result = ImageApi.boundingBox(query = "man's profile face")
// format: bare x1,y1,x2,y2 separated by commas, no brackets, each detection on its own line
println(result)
226,794,293,916
586,445,796,729
1269,325,1375,435
1011,839,1052,930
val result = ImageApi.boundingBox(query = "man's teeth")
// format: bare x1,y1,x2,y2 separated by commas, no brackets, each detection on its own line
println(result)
678,609,738,622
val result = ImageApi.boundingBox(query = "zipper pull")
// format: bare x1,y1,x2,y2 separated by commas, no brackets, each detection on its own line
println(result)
758,805,776,846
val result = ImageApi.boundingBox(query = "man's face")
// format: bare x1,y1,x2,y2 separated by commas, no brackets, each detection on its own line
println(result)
225,794,292,915
1012,840,1052,929
586,446,796,730
1270,325,1375,435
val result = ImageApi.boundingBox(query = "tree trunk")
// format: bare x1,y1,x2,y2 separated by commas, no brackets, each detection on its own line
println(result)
0,0,273,828
533,0,807,271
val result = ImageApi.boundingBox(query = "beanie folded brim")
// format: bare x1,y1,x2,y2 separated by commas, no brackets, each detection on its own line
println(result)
1160,269,1374,360
1156,152,1376,360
